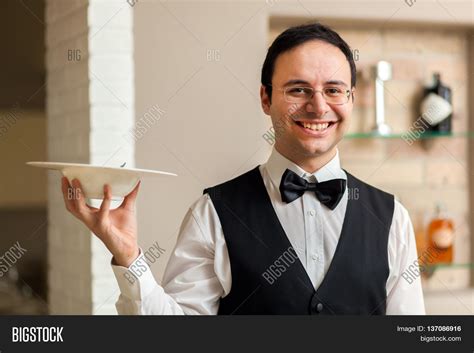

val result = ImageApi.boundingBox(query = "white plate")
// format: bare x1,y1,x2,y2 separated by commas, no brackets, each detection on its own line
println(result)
27,161,177,200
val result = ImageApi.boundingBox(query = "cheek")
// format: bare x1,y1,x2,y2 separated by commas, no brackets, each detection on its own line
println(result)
290,104,307,120
333,104,352,121
272,101,297,122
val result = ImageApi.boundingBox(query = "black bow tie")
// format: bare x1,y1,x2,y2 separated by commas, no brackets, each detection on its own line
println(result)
279,168,346,210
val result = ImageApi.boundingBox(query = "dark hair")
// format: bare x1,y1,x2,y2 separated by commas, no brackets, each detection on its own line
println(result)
261,22,356,101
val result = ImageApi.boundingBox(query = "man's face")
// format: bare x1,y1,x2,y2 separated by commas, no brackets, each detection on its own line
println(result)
261,40,354,160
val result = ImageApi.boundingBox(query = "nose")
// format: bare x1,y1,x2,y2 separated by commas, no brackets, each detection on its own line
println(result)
305,91,330,118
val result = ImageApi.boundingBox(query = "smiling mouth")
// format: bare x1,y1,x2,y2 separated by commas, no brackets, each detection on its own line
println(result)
294,121,336,132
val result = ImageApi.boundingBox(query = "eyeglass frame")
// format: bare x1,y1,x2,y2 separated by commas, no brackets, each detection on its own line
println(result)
266,83,354,105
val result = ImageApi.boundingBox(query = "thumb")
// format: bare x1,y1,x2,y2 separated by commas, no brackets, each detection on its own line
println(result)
120,180,141,210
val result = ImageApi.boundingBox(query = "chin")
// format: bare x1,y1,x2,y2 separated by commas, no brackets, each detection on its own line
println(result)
299,137,337,154
303,146,334,157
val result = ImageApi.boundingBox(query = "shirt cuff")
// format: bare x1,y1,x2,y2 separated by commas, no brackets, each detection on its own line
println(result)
111,247,158,300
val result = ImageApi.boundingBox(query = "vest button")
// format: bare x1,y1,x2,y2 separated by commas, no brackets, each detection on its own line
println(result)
310,295,324,314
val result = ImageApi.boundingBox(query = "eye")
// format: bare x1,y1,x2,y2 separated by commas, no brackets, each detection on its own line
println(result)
287,87,312,96
324,87,344,96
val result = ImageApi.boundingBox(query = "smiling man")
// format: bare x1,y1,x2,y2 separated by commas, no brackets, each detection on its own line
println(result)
260,31,355,173
62,22,425,315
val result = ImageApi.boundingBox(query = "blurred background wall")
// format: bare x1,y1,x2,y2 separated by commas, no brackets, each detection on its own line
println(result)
0,0,472,315
0,0,47,314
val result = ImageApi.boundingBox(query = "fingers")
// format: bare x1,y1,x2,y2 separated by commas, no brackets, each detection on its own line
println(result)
61,176,76,214
99,184,112,219
62,176,81,215
119,180,141,211
70,178,93,223
61,176,93,224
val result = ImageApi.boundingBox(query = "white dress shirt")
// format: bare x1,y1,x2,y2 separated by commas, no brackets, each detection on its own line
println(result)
111,148,425,315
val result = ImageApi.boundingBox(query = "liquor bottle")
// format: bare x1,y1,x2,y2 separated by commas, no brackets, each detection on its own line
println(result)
426,203,454,265
420,73,453,133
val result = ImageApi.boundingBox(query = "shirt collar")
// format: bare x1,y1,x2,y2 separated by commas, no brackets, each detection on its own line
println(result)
264,147,346,190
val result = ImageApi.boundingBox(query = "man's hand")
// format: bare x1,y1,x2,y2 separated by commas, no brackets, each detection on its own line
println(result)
61,177,141,267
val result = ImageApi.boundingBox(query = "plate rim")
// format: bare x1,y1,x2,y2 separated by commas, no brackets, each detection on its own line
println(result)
26,161,178,176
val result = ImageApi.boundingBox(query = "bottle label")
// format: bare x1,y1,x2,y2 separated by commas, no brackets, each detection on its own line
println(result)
420,93,453,125
432,228,454,249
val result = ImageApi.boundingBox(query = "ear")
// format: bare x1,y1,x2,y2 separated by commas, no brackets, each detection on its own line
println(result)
350,87,355,103
260,85,271,115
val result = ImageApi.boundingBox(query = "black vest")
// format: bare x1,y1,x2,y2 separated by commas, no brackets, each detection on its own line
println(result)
203,166,394,315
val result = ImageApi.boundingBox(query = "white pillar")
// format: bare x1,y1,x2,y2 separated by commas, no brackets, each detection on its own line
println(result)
46,0,135,314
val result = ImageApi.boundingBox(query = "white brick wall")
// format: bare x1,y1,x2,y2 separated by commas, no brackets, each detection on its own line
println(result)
46,0,134,314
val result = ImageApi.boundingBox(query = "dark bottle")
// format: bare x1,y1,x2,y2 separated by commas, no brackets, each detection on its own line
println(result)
420,73,452,133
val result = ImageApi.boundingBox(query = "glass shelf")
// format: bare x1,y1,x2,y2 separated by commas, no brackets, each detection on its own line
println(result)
423,263,474,270
345,131,474,139
421,263,474,278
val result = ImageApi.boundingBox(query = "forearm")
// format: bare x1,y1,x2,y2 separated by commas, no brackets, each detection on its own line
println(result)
112,249,187,315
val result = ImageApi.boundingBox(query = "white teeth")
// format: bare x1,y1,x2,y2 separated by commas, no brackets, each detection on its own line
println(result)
302,122,330,131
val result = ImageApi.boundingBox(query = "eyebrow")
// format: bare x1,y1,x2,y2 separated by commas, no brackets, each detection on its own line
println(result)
283,79,349,87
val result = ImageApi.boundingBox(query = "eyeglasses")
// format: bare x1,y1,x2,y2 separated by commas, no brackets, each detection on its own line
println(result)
270,85,352,105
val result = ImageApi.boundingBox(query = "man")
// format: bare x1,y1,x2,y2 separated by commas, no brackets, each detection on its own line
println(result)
62,23,425,315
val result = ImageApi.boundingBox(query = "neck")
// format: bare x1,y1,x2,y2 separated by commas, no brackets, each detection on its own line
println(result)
275,144,337,174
